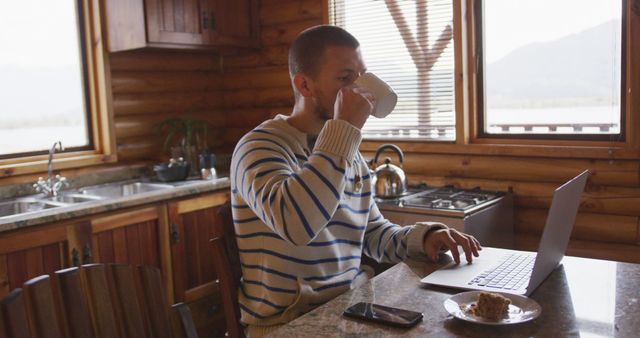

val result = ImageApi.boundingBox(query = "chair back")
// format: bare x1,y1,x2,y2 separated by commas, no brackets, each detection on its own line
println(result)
0,288,30,338
211,199,244,338
54,267,94,338
23,275,63,338
0,264,198,338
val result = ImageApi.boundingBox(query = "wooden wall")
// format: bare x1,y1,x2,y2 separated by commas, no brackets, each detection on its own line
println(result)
108,0,639,263
109,0,320,162
392,154,640,263
110,51,224,162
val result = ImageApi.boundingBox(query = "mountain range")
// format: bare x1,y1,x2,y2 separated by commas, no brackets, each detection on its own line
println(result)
486,19,621,107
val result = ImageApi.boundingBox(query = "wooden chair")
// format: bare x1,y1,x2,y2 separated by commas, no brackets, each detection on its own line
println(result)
0,264,198,338
211,200,244,338
0,288,30,338
54,267,93,338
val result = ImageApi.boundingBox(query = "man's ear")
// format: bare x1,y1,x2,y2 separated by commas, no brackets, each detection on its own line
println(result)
293,74,313,97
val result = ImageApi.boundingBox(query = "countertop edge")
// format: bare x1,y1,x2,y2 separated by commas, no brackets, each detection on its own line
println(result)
0,177,231,233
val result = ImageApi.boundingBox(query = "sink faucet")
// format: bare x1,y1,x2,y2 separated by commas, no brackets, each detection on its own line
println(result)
33,141,69,197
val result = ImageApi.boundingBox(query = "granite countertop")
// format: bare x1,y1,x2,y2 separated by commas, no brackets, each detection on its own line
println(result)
268,256,640,337
0,177,231,232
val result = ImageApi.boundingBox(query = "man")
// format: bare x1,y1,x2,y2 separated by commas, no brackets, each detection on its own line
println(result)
230,25,481,336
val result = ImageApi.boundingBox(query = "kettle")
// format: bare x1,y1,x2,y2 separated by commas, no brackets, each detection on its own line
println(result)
370,144,407,198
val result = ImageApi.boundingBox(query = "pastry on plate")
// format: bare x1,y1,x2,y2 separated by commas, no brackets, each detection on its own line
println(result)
473,292,511,320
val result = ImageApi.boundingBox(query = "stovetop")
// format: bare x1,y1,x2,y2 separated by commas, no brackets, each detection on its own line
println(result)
375,184,505,213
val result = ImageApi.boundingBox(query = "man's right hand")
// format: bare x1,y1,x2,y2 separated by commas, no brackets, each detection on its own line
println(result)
333,85,375,129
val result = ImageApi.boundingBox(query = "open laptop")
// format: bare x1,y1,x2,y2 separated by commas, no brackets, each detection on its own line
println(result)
420,170,588,296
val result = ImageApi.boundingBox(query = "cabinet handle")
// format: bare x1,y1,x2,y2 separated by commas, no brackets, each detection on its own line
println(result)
71,248,80,267
171,223,180,244
202,12,209,30
82,243,92,264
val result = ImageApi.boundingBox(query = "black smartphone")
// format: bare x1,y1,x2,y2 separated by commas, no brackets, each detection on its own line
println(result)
343,302,423,328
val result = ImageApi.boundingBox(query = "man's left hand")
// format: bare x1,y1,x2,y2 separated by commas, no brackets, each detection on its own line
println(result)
423,228,481,264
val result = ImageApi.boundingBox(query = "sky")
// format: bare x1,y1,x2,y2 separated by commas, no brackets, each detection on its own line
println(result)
485,0,621,63
0,0,81,68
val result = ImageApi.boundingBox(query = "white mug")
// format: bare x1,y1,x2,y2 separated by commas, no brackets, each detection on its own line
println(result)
354,72,398,118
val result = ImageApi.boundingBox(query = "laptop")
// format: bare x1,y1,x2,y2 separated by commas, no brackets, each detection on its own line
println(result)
420,170,588,296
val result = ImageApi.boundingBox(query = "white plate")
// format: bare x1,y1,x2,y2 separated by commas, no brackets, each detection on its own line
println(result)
444,291,541,325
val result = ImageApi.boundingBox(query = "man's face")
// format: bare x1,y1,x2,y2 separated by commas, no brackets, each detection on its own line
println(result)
307,46,366,120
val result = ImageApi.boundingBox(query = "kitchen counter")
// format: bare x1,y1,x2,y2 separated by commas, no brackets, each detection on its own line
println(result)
268,255,640,337
0,177,230,232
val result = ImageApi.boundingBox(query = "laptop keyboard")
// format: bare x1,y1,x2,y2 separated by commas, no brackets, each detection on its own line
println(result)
468,253,535,290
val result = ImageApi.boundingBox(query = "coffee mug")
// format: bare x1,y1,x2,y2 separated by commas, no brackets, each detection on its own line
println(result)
354,72,398,118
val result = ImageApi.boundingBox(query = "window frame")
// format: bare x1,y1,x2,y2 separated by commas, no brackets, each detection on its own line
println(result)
326,0,640,160
474,0,627,142
0,0,117,179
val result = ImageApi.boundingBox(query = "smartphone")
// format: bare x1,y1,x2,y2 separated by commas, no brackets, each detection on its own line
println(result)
343,302,423,328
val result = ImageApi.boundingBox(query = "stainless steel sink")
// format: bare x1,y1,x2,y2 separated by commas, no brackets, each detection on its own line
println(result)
0,198,63,218
79,182,174,198
1,181,175,220
44,193,104,204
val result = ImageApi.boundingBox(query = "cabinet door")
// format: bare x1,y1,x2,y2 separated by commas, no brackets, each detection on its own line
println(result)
168,192,228,338
211,0,259,47
0,225,71,297
89,205,174,302
145,0,210,45
167,192,228,302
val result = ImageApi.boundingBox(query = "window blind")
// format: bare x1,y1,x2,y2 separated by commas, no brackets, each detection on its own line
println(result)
330,0,455,141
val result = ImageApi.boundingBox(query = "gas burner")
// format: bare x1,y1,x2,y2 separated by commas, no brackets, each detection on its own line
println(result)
395,186,504,211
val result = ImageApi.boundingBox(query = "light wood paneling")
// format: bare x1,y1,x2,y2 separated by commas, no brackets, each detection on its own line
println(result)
110,50,222,72
390,152,640,187
515,208,638,244
260,19,318,46
109,49,225,162
111,71,222,94
106,0,317,161
260,0,323,27
223,45,289,69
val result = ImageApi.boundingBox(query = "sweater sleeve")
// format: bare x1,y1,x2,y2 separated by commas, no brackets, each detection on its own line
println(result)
231,120,362,245
363,201,448,263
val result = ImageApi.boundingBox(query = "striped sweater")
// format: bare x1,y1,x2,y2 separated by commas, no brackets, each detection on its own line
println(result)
230,115,444,326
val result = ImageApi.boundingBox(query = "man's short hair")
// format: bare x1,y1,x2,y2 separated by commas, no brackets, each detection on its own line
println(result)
288,25,360,79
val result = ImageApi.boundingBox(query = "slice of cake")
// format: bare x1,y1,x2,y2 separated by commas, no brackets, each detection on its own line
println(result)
474,292,511,320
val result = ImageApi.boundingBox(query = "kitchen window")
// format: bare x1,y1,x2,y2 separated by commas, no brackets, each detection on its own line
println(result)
0,0,115,177
329,0,639,160
329,0,456,141
476,0,625,141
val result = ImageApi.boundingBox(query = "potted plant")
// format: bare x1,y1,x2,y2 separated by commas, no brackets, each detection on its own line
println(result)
157,117,211,176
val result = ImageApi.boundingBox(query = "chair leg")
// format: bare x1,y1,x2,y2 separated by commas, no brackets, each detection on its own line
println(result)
171,303,199,338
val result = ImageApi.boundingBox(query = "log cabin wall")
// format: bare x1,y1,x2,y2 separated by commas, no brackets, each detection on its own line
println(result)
109,0,320,162
110,50,224,162
109,0,639,263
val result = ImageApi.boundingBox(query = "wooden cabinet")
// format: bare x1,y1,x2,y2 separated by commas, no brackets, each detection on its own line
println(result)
0,225,70,295
0,190,230,336
88,205,174,302
168,192,228,338
103,0,259,52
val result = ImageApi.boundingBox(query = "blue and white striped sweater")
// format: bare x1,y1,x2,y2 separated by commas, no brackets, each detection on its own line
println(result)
230,115,441,326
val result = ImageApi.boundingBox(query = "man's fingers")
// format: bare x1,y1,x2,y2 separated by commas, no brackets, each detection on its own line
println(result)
424,229,483,264
452,231,473,263
443,232,461,264
472,237,482,255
